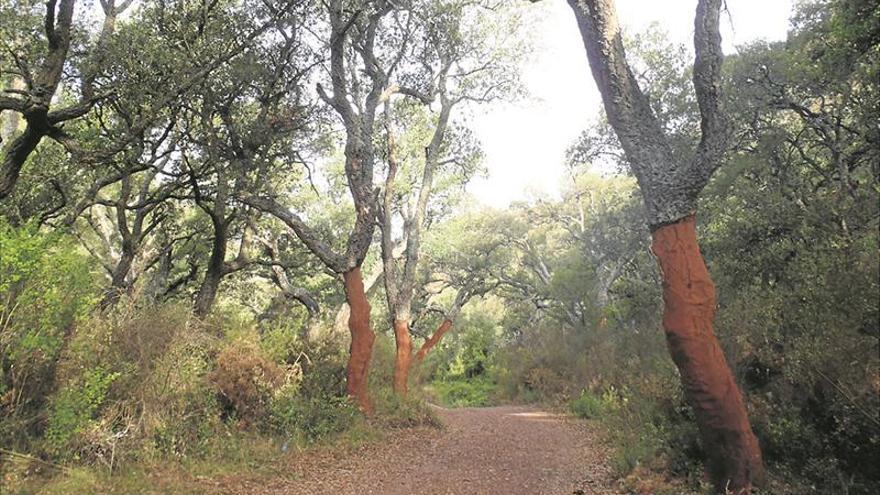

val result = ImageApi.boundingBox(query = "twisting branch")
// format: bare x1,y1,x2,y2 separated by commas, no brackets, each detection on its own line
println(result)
242,194,347,273
689,0,727,183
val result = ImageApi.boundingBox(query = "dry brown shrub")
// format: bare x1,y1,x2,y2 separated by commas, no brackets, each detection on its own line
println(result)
209,343,285,427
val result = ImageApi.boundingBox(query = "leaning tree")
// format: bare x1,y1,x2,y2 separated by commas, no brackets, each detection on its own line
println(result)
564,0,765,492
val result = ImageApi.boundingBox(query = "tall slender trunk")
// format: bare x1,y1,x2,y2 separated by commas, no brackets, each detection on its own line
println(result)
392,319,412,394
651,215,765,493
343,267,375,412
415,319,453,362
144,247,172,303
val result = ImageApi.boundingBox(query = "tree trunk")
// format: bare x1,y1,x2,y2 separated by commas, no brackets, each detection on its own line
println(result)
0,126,44,200
194,268,223,318
651,215,765,493
100,248,135,309
392,319,413,395
343,267,375,412
194,222,227,317
144,247,172,303
415,319,453,362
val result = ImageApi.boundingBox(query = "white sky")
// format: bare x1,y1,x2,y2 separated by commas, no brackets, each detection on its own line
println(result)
466,0,795,207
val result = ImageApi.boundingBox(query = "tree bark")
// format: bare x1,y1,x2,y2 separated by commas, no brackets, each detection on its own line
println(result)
415,318,453,362
194,219,227,317
651,215,765,493
344,267,376,412
392,319,413,394
0,126,45,200
565,0,765,490
100,246,135,309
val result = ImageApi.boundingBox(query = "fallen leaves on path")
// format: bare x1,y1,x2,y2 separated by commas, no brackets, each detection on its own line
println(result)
211,405,617,495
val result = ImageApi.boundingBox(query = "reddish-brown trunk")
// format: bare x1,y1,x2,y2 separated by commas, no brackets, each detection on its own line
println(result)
651,215,765,493
392,319,413,395
343,267,375,412
415,319,453,362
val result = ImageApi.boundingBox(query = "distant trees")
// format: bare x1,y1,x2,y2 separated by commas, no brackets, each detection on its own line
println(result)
413,210,505,362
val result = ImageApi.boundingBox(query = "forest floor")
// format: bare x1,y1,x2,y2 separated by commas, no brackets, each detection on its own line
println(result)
207,404,617,495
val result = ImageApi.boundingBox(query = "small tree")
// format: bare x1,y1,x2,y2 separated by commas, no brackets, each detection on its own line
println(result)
245,0,407,411
378,0,524,394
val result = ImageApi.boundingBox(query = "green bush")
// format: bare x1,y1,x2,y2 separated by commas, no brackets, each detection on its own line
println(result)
570,390,604,419
372,387,441,428
0,220,96,448
259,320,305,363
45,367,121,455
568,387,626,419
268,392,359,443
428,377,496,408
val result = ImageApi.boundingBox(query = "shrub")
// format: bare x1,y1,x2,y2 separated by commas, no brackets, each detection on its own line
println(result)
570,390,605,419
525,366,569,400
297,336,349,398
268,392,359,443
147,361,219,459
53,306,222,461
45,367,121,456
372,387,441,428
0,221,96,448
209,341,300,427
259,320,304,363
428,377,496,408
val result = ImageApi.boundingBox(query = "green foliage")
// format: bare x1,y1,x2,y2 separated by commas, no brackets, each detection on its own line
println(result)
424,307,499,383
569,389,616,419
427,378,495,408
268,392,359,443
0,221,96,448
372,387,441,428
45,367,120,455
442,326,493,380
259,321,305,363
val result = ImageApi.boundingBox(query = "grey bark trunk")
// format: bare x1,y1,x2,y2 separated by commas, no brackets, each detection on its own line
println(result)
100,246,135,309
194,219,228,317
565,1,765,491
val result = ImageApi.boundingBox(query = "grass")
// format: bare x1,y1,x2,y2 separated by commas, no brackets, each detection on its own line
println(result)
2,432,292,495
0,404,423,495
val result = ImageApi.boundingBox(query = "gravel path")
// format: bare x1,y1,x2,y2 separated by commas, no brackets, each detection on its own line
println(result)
218,405,616,495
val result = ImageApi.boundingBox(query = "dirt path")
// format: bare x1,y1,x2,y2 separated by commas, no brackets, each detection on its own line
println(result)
218,405,616,495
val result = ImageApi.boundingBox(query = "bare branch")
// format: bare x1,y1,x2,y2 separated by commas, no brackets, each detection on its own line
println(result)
242,194,347,273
